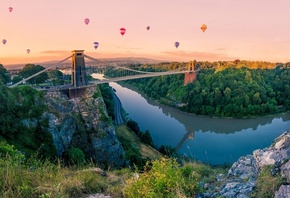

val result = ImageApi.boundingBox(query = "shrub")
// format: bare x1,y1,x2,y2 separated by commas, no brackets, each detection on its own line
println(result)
64,147,86,166
0,140,25,165
124,158,201,198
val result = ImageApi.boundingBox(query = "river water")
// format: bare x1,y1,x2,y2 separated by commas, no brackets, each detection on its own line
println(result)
108,82,290,165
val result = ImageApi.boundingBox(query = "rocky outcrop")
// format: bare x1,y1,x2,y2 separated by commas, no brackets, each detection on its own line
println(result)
44,87,125,168
199,131,290,198
217,131,290,198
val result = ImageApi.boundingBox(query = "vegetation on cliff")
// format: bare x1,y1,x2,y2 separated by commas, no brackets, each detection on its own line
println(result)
0,138,228,198
0,82,56,159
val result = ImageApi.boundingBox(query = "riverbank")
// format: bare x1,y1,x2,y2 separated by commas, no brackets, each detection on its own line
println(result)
110,81,290,165
117,81,290,120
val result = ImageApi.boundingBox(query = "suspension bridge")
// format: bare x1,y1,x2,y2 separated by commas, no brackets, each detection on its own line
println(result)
9,50,199,95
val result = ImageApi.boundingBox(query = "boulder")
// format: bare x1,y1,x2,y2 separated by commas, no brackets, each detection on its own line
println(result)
274,185,290,198
219,131,290,198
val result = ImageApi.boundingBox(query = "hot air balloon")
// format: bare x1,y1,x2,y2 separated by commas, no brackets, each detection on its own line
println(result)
93,42,99,49
26,49,30,54
120,28,126,36
174,42,180,48
146,26,150,31
84,18,90,25
9,7,13,12
201,24,207,32
2,39,7,45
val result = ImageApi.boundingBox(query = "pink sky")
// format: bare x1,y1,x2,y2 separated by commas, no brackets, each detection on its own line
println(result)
1,0,290,66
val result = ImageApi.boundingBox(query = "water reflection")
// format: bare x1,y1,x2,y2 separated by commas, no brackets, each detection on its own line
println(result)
142,88,290,134
175,131,194,151
110,82,290,164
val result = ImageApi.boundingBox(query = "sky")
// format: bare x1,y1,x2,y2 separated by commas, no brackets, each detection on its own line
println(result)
1,0,290,66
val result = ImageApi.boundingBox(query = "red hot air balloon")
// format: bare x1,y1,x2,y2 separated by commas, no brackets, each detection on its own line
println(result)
201,24,207,32
93,42,99,49
120,28,126,36
2,39,7,45
9,7,13,12
146,26,150,30
26,49,30,54
84,18,90,25
174,41,180,48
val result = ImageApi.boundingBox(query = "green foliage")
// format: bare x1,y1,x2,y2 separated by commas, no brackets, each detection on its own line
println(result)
117,63,290,118
0,153,127,198
0,64,11,84
250,165,284,198
18,64,48,84
140,130,154,146
63,147,86,165
12,75,22,84
0,140,225,198
48,70,64,85
127,120,154,146
127,120,140,134
0,140,25,165
158,145,177,157
99,83,115,119
124,158,201,198
0,84,56,159
118,136,146,169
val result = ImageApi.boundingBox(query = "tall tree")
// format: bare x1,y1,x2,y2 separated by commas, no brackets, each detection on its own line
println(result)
18,64,48,85
0,64,11,84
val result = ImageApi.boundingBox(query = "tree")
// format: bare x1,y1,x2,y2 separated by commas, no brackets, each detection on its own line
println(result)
0,64,11,84
48,70,64,85
140,130,153,146
18,64,48,85
253,92,262,104
12,75,22,84
127,120,140,134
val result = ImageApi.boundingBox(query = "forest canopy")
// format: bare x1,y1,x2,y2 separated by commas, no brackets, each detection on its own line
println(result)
107,61,290,118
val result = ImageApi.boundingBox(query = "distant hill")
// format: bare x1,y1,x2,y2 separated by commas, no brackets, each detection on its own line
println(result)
5,57,163,70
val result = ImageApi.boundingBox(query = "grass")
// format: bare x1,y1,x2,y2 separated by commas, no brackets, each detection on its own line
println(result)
0,142,230,198
0,125,230,198
0,155,131,198
115,124,162,160
250,165,285,198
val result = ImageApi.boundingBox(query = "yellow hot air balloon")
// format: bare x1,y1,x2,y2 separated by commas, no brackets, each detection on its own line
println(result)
201,24,207,32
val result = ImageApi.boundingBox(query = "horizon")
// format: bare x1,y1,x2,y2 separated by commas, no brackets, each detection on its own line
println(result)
1,1,290,65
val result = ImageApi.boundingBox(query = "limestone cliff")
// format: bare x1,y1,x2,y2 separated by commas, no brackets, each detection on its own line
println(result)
43,87,125,168
199,131,290,198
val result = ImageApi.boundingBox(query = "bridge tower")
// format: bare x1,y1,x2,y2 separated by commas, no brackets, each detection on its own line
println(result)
71,50,88,87
184,60,198,86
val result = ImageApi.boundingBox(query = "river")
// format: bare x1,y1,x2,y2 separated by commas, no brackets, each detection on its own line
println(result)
108,82,290,165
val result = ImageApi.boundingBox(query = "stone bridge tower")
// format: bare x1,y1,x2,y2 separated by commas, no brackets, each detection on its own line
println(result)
184,60,199,86
71,50,88,87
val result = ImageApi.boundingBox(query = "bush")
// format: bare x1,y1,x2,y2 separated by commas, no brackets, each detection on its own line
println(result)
118,136,146,169
63,147,86,166
0,140,25,165
124,158,201,198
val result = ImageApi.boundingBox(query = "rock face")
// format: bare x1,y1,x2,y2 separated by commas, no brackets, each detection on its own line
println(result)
197,131,290,198
217,131,290,198
44,87,125,168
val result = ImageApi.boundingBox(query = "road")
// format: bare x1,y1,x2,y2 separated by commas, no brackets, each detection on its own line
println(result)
112,90,126,125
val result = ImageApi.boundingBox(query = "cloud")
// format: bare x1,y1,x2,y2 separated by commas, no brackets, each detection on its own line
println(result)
40,50,71,56
216,47,227,51
115,46,142,50
160,50,239,62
